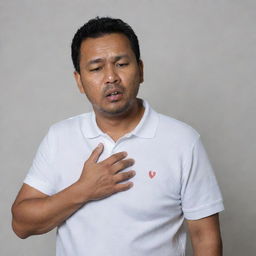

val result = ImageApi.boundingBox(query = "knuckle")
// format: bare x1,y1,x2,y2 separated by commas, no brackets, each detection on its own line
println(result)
122,161,129,168
115,152,125,159
113,185,120,193
113,154,121,161
110,153,117,159
118,160,132,170
110,176,116,185
104,163,111,171
83,161,89,168
120,161,128,169
114,162,123,170
126,159,134,166
124,172,131,179
97,161,104,167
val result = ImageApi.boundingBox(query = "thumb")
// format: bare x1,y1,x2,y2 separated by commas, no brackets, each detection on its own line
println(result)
88,143,104,163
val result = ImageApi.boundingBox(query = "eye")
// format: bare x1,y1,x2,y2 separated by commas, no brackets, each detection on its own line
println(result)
89,67,102,72
116,63,129,67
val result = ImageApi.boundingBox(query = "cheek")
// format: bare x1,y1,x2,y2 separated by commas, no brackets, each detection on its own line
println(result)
81,76,97,87
129,73,141,90
81,77,102,94
122,69,141,85
85,85,101,98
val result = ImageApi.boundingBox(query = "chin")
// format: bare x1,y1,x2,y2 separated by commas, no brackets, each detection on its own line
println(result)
100,101,134,117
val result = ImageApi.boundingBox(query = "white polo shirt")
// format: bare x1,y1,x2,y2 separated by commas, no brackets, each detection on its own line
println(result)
24,99,224,256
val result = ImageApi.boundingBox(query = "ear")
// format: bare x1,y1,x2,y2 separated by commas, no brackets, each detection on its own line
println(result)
138,60,144,83
74,71,85,94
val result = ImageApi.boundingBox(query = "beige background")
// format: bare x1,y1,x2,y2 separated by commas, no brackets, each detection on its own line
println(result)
1,0,256,255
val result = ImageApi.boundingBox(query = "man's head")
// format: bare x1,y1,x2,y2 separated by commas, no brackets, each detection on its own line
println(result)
71,17,141,73
72,17,144,118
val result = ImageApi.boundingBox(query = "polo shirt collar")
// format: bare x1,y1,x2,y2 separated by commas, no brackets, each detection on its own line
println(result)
83,99,159,139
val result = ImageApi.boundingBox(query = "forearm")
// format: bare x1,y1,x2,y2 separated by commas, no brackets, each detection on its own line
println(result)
12,182,89,238
12,146,135,239
187,214,223,256
192,237,223,256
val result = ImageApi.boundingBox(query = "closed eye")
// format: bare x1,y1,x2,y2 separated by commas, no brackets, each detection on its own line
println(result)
116,63,129,67
89,67,102,72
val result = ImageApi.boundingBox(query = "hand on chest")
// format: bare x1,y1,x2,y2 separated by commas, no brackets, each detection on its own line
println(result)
55,139,183,219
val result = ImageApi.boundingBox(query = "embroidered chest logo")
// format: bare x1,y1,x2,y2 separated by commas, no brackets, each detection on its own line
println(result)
149,170,156,179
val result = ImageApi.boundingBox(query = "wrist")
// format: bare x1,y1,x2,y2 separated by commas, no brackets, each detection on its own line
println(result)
70,180,92,205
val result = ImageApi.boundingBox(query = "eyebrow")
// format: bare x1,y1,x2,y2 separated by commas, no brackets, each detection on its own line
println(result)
87,54,130,66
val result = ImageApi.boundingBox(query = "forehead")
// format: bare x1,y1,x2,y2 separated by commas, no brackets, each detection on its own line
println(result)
80,33,134,61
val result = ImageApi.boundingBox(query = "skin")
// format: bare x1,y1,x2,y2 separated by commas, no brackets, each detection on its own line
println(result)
12,144,136,238
12,33,141,239
12,33,222,255
187,214,223,256
74,33,144,141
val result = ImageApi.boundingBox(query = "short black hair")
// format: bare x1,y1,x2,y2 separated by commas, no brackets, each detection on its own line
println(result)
71,16,141,73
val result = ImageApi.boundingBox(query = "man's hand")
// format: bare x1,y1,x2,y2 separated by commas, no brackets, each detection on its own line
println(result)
11,143,136,238
77,143,136,202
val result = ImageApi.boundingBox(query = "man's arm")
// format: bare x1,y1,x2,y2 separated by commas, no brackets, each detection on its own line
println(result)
186,213,223,256
12,143,136,239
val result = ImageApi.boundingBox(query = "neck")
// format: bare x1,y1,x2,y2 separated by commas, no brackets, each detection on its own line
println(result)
94,98,145,142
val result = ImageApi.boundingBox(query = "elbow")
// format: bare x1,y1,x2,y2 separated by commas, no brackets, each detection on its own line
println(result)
11,200,50,239
15,232,30,240
11,204,31,239
12,219,30,239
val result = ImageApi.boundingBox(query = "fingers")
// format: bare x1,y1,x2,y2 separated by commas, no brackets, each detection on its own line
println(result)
101,151,128,165
114,182,134,193
111,159,135,174
88,143,104,163
114,170,136,183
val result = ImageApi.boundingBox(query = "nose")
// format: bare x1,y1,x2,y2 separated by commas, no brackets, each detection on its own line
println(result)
104,65,120,84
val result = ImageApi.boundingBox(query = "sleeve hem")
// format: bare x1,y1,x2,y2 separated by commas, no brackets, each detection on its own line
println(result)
24,175,55,196
184,200,224,220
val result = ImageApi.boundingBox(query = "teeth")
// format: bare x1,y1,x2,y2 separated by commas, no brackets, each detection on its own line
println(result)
110,92,118,96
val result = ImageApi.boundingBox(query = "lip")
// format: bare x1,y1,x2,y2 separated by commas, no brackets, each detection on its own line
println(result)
104,88,123,97
106,93,123,102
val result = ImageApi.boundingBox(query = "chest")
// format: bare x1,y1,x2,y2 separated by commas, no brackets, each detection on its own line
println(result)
53,137,183,220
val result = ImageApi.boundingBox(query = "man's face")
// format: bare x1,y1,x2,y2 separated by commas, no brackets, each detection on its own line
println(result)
74,33,143,117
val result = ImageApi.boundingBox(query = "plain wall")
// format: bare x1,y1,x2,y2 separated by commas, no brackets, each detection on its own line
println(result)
1,0,255,255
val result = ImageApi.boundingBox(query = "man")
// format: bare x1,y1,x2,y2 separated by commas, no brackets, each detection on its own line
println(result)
12,17,224,255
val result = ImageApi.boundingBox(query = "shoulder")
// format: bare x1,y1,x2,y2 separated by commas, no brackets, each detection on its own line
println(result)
48,112,90,136
156,112,200,147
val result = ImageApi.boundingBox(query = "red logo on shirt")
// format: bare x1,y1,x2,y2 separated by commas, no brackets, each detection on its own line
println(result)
149,171,156,179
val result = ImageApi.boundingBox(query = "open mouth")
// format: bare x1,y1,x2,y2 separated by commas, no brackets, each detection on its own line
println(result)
106,91,120,97
106,91,123,101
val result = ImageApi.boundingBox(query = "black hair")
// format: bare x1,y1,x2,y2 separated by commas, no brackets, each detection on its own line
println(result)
71,16,141,73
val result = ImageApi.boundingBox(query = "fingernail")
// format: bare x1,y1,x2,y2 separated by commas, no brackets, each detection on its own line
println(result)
97,143,103,148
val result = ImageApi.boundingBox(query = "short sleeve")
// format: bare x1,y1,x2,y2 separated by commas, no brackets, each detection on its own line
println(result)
181,136,224,220
24,126,57,196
